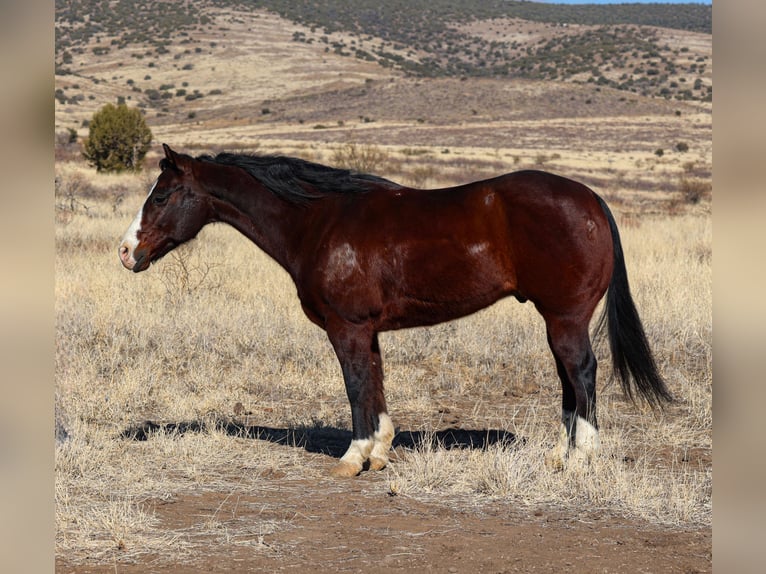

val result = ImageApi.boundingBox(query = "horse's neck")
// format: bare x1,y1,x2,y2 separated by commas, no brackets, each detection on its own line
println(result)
207,178,301,274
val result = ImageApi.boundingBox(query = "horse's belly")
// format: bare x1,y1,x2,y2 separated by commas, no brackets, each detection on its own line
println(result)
378,249,514,330
379,293,505,330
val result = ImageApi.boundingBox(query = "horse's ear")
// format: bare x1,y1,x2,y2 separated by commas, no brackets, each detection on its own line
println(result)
160,144,183,172
163,143,177,165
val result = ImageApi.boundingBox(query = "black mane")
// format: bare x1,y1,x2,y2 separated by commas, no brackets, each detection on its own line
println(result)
197,152,402,204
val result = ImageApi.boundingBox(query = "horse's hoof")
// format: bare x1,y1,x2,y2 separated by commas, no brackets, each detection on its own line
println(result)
330,461,362,478
566,447,595,471
368,456,388,472
544,449,566,472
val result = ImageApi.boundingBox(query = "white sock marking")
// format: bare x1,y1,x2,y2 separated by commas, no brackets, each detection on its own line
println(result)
574,416,600,456
370,413,394,463
339,438,373,468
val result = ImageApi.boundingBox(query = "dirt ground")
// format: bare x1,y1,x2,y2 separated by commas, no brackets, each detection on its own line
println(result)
55,473,711,574
55,423,711,574
56,484,712,574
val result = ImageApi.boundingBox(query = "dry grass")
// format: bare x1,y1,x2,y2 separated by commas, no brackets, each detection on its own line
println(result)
55,159,711,564
54,4,711,565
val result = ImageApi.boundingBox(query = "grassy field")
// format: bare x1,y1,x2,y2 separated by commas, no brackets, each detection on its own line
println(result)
55,158,711,565
54,3,711,569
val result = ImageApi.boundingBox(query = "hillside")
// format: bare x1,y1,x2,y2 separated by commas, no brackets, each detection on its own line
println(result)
56,0,712,104
54,0,711,208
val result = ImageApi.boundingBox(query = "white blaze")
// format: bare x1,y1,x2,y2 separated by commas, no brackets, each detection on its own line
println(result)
121,209,142,251
119,178,157,269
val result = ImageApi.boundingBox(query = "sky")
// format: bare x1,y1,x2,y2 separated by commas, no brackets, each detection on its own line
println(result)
537,1,711,4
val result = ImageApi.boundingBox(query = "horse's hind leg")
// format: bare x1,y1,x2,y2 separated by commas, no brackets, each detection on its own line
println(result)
546,347,577,470
543,314,600,468
326,323,394,477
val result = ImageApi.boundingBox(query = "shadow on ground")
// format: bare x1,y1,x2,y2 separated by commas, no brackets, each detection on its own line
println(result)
120,418,518,459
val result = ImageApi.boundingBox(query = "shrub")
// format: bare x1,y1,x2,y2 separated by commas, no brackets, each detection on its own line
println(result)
82,103,152,172
680,177,712,204
331,143,390,173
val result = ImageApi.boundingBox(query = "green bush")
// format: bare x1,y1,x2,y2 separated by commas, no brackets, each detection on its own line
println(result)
82,103,152,172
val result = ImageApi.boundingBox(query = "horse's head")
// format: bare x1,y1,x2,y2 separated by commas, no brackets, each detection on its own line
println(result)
119,144,210,272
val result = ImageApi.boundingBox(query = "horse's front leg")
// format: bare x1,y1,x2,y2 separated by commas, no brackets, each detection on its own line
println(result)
326,322,394,478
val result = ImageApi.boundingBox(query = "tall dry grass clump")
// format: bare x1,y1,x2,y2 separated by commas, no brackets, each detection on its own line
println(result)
55,163,711,564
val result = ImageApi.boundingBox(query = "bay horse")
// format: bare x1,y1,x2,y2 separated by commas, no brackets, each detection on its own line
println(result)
119,144,671,477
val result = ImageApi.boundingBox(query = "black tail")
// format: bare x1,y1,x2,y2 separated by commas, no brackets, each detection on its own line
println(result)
595,195,673,408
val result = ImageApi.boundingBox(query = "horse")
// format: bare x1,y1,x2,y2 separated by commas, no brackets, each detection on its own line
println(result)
119,144,671,477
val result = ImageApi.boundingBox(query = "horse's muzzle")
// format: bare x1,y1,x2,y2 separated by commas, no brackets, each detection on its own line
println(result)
119,243,137,271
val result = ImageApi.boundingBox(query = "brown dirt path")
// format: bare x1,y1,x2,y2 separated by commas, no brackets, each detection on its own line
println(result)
56,470,711,573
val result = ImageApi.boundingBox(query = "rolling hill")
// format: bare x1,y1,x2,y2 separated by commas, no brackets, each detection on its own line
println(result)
54,0,712,207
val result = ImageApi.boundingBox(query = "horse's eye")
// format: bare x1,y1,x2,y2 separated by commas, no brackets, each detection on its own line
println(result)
152,192,170,205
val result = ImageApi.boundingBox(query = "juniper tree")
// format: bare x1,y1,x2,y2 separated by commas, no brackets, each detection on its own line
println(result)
83,103,152,172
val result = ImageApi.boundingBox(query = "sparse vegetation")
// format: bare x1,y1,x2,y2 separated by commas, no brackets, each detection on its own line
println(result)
56,174,711,566
55,0,712,103
330,142,391,173
54,1,711,570
679,176,712,204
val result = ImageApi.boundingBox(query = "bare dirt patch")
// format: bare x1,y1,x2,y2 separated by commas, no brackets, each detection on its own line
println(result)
55,412,711,573
56,485,710,574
